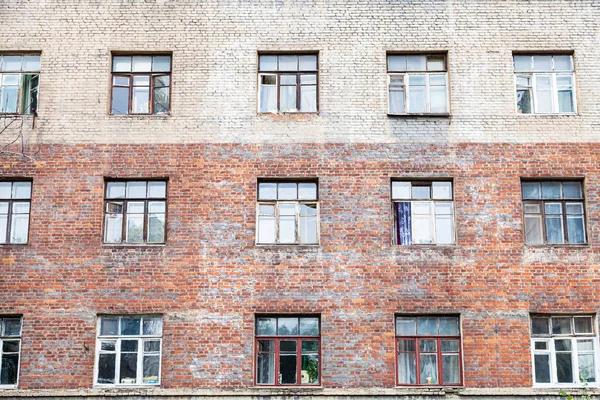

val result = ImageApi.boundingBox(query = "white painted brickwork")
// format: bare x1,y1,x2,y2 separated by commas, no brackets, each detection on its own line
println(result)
0,0,599,144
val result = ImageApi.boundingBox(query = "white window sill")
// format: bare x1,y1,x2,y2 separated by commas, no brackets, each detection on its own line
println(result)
516,112,578,117
0,385,18,389
93,384,160,389
388,113,451,118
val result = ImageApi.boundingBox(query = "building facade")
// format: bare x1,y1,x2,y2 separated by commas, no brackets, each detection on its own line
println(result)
1,1,600,399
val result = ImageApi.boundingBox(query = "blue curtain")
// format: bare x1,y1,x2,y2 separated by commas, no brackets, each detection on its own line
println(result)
396,202,412,245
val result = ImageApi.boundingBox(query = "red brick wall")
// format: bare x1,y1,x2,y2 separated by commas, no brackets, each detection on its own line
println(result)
1,142,599,389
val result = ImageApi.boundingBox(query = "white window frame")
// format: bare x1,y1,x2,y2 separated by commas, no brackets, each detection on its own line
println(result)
94,316,163,387
257,73,278,113
514,54,577,115
0,317,22,389
531,315,600,387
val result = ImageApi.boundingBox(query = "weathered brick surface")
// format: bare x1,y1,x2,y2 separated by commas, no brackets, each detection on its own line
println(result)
1,143,600,394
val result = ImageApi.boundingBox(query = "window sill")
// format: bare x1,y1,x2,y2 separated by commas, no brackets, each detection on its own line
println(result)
256,244,320,252
524,243,589,248
252,385,323,390
388,113,451,118
108,114,171,118
93,385,160,389
0,243,28,247
394,244,457,248
101,243,166,248
0,385,18,389
516,113,578,117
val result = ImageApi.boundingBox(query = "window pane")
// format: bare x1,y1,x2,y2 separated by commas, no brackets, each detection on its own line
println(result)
439,317,459,336
132,56,152,72
152,56,171,72
111,87,129,114
257,352,275,384
396,202,412,245
300,85,317,112
258,183,277,200
126,214,144,243
552,317,572,335
121,317,141,335
412,185,430,199
104,213,123,243
100,318,119,336
567,215,585,244
147,182,166,198
298,183,317,200
398,351,416,384
418,318,437,336
279,214,296,243
97,353,116,384
388,55,406,72
392,182,411,199
280,75,297,85
147,213,165,243
133,87,150,113
299,205,317,244
420,354,438,384
278,318,298,336
563,182,582,199
280,85,297,112
532,317,550,335
517,87,532,114
258,339,275,352
430,84,447,113
279,55,298,71
555,339,572,352
556,352,573,383
408,78,426,113
441,340,459,352
154,87,170,114
121,339,138,352
299,318,319,336
143,355,160,384
0,86,19,113
0,183,11,199
300,74,317,85
579,354,596,383
554,56,573,71
299,55,317,71
301,354,319,384
427,56,445,71
558,89,574,113
577,339,594,352
114,76,129,86
535,75,554,113
278,184,297,200
0,214,6,243
389,86,405,113
435,214,454,245
545,215,564,244
142,317,162,335
534,354,551,383
113,56,132,72
259,80,277,113
127,182,146,198
13,182,31,199
514,55,532,71
406,55,426,71
257,215,275,243
525,215,543,245
442,354,460,384
133,75,150,86
256,318,276,336
10,214,29,243
120,353,138,384
259,55,277,71
534,341,548,350
432,182,452,199
101,341,116,351
396,317,416,335
533,56,553,71
522,182,541,199
574,317,593,334
3,319,21,336
420,339,437,353
107,182,126,199
280,354,297,384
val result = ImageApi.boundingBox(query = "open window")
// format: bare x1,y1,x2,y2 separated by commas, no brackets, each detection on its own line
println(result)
0,55,40,115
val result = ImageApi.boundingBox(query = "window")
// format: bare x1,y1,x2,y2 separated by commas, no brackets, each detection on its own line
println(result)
531,315,598,386
0,181,32,244
110,55,171,115
258,54,318,113
256,181,318,245
395,316,462,386
0,55,40,114
522,181,586,245
387,53,448,114
514,54,576,114
392,180,454,245
255,316,320,386
0,317,22,387
95,315,162,386
103,180,167,244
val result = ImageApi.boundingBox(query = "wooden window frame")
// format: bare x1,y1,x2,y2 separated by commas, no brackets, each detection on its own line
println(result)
521,180,586,245
395,315,463,387
0,180,32,245
110,55,172,115
391,180,455,245
386,53,449,115
254,316,321,386
94,315,163,387
256,180,319,245
103,179,168,245
257,53,319,114
531,315,599,387
0,317,22,388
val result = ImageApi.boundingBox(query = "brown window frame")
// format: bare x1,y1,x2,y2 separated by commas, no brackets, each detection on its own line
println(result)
0,180,32,245
395,315,463,387
103,179,168,245
255,315,321,386
110,54,172,115
257,53,319,113
521,180,586,245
